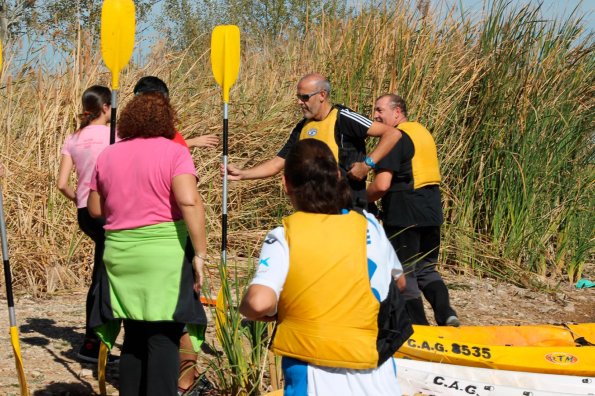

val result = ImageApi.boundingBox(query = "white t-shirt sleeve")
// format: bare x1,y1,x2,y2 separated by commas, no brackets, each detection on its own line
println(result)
249,226,289,301
363,211,403,301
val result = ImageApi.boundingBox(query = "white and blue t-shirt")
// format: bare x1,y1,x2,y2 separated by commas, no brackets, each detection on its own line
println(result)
250,211,404,396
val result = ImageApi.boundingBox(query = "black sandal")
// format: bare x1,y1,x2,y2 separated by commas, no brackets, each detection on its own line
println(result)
179,375,214,396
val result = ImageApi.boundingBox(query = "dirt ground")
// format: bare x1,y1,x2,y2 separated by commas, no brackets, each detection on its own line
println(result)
0,269,593,396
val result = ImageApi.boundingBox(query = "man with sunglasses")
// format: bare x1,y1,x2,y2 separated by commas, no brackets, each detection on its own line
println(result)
225,73,401,209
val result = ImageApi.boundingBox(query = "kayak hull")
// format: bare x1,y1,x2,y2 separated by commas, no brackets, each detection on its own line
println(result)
397,358,595,396
395,324,595,376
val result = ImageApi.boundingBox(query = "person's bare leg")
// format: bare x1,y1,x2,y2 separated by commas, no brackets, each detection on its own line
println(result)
178,332,198,392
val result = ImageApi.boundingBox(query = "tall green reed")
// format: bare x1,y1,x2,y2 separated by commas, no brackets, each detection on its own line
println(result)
199,258,272,395
445,1,594,280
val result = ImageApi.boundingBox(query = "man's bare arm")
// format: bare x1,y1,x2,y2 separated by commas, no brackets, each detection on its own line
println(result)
348,122,401,181
225,156,285,181
367,170,393,202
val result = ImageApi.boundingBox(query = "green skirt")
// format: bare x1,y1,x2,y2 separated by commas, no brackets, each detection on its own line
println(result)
90,220,207,352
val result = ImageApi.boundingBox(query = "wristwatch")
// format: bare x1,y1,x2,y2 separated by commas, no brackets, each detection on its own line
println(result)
364,156,376,169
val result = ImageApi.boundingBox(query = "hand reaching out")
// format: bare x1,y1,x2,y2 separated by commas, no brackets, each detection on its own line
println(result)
186,134,219,149
221,163,245,181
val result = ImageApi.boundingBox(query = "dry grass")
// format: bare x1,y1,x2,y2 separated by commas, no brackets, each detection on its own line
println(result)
0,0,592,300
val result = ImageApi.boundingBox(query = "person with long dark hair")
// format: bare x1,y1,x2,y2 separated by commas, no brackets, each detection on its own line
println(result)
87,92,208,396
240,139,411,395
57,85,117,363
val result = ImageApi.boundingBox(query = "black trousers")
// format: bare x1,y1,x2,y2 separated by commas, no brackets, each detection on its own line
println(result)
384,225,456,325
384,225,443,298
77,207,105,340
119,320,185,396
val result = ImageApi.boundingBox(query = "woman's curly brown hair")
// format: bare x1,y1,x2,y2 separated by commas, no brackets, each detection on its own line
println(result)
117,93,177,139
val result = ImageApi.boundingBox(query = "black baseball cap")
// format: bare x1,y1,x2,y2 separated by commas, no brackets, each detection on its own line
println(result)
133,76,169,97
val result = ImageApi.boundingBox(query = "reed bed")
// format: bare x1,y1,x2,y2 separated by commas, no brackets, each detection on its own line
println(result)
0,0,591,308
0,0,592,393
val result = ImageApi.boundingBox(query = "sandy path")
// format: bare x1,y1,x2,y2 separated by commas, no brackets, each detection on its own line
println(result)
0,272,593,395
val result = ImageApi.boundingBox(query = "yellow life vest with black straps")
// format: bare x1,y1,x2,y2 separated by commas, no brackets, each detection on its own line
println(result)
298,108,340,161
397,121,441,189
272,211,380,369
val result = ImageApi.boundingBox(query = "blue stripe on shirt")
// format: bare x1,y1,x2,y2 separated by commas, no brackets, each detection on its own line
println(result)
283,357,308,396
368,258,381,301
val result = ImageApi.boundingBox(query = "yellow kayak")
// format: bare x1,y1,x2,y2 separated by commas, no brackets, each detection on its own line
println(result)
395,323,595,376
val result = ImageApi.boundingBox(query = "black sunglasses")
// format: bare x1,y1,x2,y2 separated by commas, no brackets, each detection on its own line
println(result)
296,90,322,102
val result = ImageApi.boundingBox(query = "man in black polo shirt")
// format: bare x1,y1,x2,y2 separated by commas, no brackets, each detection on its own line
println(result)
367,94,459,326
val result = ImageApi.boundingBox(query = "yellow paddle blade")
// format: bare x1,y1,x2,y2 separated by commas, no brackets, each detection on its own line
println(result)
215,290,225,343
10,326,29,396
101,0,136,90
98,342,108,395
210,25,240,103
215,266,227,344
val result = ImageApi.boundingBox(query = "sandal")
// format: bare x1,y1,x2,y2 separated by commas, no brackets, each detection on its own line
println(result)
178,375,214,396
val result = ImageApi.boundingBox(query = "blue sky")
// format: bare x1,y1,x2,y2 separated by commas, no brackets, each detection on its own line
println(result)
443,0,594,31
140,0,594,43
133,0,593,64
8,0,593,70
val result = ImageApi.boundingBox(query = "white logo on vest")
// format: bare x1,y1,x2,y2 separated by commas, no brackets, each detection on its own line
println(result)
307,128,317,136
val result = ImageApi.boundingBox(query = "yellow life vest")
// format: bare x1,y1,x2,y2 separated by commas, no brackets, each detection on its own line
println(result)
272,211,380,369
397,121,441,189
298,108,339,161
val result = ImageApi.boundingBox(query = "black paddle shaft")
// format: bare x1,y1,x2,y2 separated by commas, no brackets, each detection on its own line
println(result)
110,90,118,145
0,187,16,318
221,110,228,261
2,259,14,309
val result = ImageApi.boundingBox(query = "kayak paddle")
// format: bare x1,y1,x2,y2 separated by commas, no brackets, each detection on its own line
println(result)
210,25,240,339
101,0,135,145
0,37,30,396
99,1,135,393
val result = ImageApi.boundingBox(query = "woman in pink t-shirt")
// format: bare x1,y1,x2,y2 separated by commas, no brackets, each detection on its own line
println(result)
88,92,208,396
57,85,115,364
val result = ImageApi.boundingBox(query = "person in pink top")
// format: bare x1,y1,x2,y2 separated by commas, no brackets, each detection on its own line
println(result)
88,92,208,396
132,75,215,395
57,85,118,364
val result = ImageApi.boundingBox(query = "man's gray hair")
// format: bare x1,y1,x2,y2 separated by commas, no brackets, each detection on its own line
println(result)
318,78,331,95
300,73,332,96
377,93,407,117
